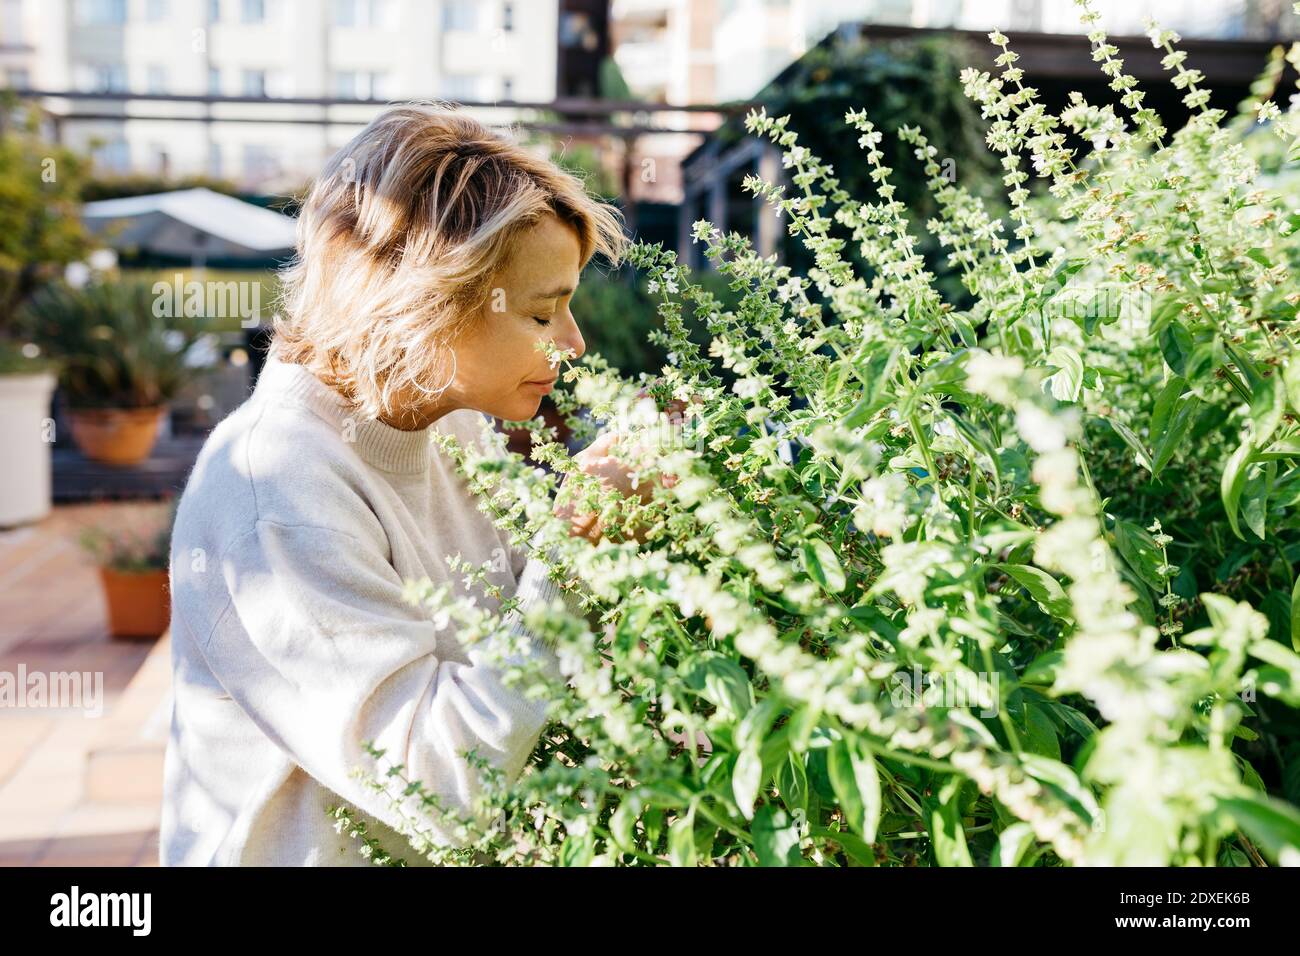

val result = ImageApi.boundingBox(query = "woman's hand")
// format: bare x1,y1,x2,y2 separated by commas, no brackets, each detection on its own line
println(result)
553,391,705,544
554,431,670,544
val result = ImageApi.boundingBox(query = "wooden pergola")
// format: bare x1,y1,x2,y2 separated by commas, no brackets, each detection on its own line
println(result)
677,20,1297,269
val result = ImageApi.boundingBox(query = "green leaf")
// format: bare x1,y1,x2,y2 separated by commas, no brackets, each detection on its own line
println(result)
1240,460,1273,541
1225,340,1265,395
732,745,764,821
752,804,803,866
1044,345,1084,402
1284,359,1300,416
1105,417,1153,473
802,537,846,593
1149,375,1186,437
609,799,637,854
1112,520,1164,591
681,651,754,718
827,736,882,843
841,348,898,428
993,822,1036,867
1021,650,1063,685
559,828,595,866
1291,576,1300,653
928,778,973,867
1043,700,1101,741
1249,373,1285,447
667,806,698,867
1221,439,1255,541
1250,637,1300,702
992,563,1072,620
1158,319,1193,376
1216,794,1300,865
811,825,877,866
1020,753,1103,826
776,751,808,814
1148,376,1201,478
1023,703,1061,761
737,696,783,751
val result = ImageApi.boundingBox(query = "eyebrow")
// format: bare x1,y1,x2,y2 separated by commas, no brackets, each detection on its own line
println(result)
530,285,575,301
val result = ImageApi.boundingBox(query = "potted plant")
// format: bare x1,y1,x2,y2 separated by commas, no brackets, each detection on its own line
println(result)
21,277,215,466
78,502,173,640
0,94,95,525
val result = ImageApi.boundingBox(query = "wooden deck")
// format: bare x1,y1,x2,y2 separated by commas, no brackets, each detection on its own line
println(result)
52,436,205,504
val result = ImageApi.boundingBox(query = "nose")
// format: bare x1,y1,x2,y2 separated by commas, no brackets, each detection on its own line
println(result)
561,310,585,361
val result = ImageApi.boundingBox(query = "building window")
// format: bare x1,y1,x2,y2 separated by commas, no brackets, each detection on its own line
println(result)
149,142,170,175
146,0,167,21
78,63,127,92
242,143,279,181
93,139,131,173
501,76,512,100
242,69,266,97
208,140,222,176
265,69,291,97
208,0,221,22
559,11,597,50
331,70,357,98
442,0,477,31
439,73,479,101
333,0,392,27
5,69,31,89
241,0,264,23
146,64,168,94
208,66,222,95
332,70,391,100
502,1,513,32
2,0,25,43
75,0,127,26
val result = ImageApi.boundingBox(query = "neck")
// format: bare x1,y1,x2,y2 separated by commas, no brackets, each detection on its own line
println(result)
378,398,459,431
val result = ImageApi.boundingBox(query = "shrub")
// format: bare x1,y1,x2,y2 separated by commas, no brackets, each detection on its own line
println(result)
0,94,95,372
722,32,1001,304
21,277,217,408
339,2,1300,867
78,500,175,573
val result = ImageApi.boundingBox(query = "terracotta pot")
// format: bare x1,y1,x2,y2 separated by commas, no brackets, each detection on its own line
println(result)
99,567,170,640
67,406,167,466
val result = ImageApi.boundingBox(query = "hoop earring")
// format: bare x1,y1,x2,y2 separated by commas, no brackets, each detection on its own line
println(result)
414,348,457,401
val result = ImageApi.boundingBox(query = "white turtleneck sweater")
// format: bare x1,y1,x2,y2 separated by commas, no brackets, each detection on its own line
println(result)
160,356,573,866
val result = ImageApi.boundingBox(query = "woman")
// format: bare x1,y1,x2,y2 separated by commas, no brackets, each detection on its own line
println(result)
160,103,640,866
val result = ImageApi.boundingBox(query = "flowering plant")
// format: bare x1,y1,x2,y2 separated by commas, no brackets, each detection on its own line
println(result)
338,1,1300,866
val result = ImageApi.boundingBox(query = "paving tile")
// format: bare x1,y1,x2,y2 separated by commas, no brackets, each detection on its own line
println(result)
0,715,55,785
0,837,51,865
50,803,161,840
0,504,172,866
84,747,165,804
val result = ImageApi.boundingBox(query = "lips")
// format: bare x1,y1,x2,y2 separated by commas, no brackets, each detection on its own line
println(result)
524,378,557,393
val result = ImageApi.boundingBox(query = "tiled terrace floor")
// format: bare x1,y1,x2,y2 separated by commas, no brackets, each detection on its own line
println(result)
0,503,172,867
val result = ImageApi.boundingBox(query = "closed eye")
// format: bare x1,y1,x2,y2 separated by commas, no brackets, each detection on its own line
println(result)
532,316,553,327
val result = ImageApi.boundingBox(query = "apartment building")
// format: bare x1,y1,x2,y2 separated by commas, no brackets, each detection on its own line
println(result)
3,0,557,190
613,0,1296,106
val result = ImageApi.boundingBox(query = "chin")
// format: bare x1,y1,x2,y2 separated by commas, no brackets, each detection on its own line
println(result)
483,395,543,423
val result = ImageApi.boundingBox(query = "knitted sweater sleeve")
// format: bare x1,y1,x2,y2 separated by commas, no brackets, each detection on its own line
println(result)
204,517,565,851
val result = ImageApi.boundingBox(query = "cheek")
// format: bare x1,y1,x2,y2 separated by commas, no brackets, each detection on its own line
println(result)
470,326,547,393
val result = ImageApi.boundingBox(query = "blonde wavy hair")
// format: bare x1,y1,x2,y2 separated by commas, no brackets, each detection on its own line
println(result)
271,101,627,421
